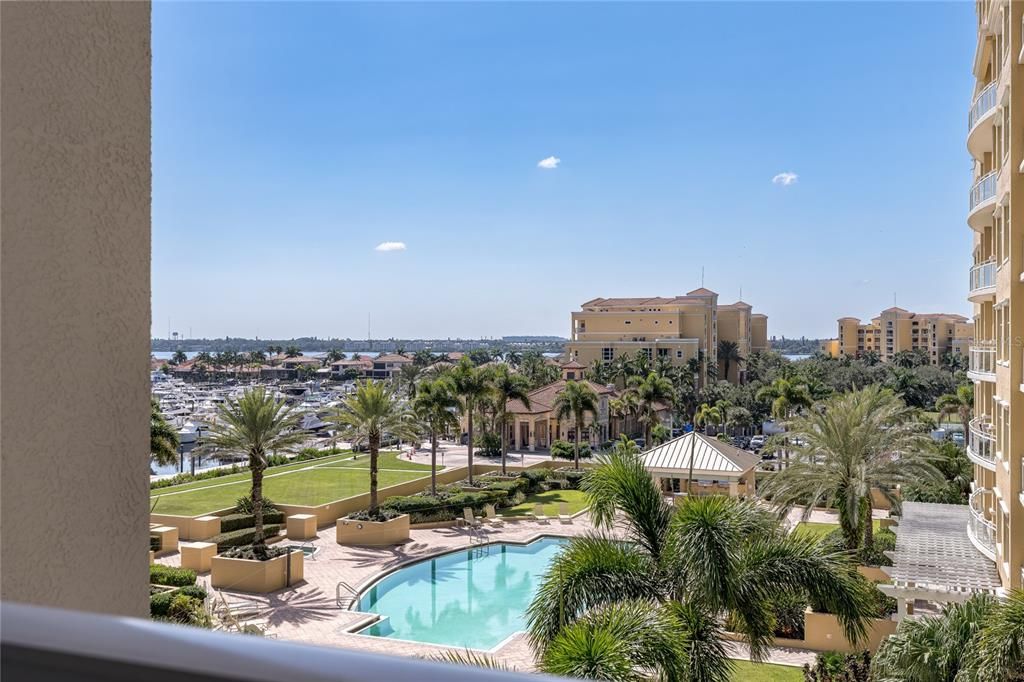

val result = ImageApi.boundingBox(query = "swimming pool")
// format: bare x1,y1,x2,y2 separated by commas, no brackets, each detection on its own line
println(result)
355,536,568,649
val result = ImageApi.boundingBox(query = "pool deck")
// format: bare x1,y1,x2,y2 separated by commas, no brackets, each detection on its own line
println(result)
157,515,815,671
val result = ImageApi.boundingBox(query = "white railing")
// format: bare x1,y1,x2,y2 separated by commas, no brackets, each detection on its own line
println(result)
969,80,998,130
968,342,996,378
969,260,996,294
968,488,997,560
968,417,996,468
970,170,998,210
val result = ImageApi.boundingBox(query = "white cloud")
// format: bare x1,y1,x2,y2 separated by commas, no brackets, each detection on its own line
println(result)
374,241,407,252
537,156,561,169
772,172,798,186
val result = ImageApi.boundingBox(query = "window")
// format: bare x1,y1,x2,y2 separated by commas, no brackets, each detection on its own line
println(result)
676,350,683,358
602,347,613,361
657,348,668,357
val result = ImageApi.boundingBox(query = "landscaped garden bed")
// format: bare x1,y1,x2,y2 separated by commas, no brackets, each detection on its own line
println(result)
336,513,410,546
210,548,304,593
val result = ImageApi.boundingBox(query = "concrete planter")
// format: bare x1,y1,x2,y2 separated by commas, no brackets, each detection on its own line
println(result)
210,550,304,593
336,514,410,546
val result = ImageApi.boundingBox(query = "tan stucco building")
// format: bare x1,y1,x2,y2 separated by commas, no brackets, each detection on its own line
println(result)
564,289,768,384
824,308,973,365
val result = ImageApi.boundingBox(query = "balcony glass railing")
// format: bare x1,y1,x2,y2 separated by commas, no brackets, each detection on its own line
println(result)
969,343,996,377
969,260,996,293
970,170,998,210
969,81,999,130
968,417,996,468
968,488,997,559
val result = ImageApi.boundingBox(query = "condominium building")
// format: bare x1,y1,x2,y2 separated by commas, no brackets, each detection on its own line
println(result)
825,308,973,364
564,289,768,384
963,0,1024,593
880,1,1023,615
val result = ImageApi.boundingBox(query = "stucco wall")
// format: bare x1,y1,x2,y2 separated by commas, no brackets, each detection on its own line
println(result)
1,2,151,616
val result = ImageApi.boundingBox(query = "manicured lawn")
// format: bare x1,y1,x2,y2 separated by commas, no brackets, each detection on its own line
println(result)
151,451,356,494
503,489,588,517
731,661,803,681
150,467,428,516
795,520,884,538
318,450,433,471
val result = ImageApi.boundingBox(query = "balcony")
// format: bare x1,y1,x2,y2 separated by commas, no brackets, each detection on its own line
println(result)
968,342,996,382
968,488,997,561
968,260,997,301
968,170,998,231
968,81,998,158
967,417,997,470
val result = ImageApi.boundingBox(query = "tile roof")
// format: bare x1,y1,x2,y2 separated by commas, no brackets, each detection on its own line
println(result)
506,379,615,415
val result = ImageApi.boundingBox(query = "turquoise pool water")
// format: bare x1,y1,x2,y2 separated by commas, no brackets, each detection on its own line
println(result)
356,537,568,649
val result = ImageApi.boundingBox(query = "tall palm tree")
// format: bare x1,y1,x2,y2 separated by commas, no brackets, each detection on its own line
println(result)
284,345,301,358
330,381,417,515
396,363,421,399
449,357,490,485
552,381,600,470
694,402,723,435
762,385,938,551
150,399,179,466
412,378,460,495
528,447,875,681
936,383,974,437
170,349,187,366
627,372,675,448
489,365,532,474
199,388,304,557
717,340,745,383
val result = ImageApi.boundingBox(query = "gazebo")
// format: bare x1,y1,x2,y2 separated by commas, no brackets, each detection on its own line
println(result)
641,431,760,497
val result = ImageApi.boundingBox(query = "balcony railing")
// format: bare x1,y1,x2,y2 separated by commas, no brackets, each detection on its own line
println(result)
970,170,998,210
968,488,997,560
969,81,999,130
968,342,996,379
968,416,996,469
969,260,996,295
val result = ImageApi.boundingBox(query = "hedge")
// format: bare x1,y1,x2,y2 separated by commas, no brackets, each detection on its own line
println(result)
150,564,196,587
150,584,207,617
218,510,285,533
372,489,510,524
208,524,283,551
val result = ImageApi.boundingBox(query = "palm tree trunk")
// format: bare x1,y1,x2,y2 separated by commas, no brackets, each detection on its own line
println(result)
860,496,874,552
467,409,475,485
251,455,266,556
369,433,380,515
500,408,508,476
574,413,582,470
430,431,438,496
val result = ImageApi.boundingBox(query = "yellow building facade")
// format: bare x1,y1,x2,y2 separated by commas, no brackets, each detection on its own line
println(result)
564,289,768,384
965,0,1023,592
826,308,973,365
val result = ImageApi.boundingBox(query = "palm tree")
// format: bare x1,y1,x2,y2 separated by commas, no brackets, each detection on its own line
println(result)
756,378,812,468
626,372,674,448
528,447,875,681
324,348,344,365
972,589,1024,681
552,381,600,470
150,399,179,466
412,378,460,495
449,357,490,485
694,402,723,436
284,345,301,358
396,363,421,399
489,365,532,475
936,383,974,436
170,349,187,366
762,385,938,551
330,381,417,515
717,340,745,383
199,388,304,557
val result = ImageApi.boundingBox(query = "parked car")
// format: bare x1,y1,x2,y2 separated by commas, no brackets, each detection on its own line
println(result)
633,437,646,449
749,435,766,451
950,431,965,446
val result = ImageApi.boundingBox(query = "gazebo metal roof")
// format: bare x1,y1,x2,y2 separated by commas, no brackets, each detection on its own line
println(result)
641,432,760,477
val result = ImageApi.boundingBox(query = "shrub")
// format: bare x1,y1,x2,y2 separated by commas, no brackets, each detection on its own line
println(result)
474,431,501,457
549,469,587,490
218,545,291,561
166,594,212,627
366,488,510,524
150,564,196,587
345,508,401,522
149,585,208,617
235,496,280,514
218,510,285,533
802,651,871,682
482,478,530,497
550,440,591,461
821,527,895,567
208,524,283,551
518,469,549,494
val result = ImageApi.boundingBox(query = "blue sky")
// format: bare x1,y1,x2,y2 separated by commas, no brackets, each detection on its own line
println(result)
153,1,976,341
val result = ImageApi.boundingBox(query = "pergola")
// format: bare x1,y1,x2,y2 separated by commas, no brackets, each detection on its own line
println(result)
879,501,1003,619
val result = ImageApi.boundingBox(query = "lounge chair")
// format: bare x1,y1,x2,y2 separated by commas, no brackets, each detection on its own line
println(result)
462,507,482,529
483,504,504,526
530,504,550,524
558,502,572,524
